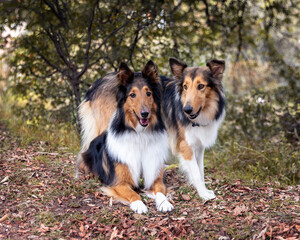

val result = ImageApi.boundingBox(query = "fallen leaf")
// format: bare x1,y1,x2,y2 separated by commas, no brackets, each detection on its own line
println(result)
133,214,147,220
0,176,9,184
79,222,84,233
233,205,248,216
0,214,9,223
181,194,191,201
39,224,50,233
110,227,118,240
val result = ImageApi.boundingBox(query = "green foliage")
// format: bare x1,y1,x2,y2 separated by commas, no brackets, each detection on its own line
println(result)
1,0,299,129
0,91,80,152
222,88,299,143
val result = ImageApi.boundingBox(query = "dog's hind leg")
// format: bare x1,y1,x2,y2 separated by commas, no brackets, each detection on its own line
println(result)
75,153,82,178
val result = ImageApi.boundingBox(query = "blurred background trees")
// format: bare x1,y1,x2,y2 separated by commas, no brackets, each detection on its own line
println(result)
0,0,299,183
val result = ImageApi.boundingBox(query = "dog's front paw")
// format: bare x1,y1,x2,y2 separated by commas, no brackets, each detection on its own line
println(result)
155,192,174,212
198,188,216,201
130,200,148,214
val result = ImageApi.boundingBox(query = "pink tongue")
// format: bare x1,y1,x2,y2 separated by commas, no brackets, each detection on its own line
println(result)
140,119,149,126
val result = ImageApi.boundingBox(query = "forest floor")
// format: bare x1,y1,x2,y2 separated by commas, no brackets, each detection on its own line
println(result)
0,120,299,240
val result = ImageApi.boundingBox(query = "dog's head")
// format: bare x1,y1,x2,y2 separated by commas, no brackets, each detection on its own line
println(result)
169,58,225,122
117,61,161,131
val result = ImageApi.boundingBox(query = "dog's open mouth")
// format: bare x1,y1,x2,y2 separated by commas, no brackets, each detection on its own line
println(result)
188,107,202,120
134,112,149,127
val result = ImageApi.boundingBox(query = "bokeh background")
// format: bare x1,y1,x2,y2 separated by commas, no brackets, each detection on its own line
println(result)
0,0,299,184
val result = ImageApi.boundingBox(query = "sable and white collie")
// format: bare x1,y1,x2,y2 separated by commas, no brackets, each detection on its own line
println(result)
162,58,225,200
76,61,173,213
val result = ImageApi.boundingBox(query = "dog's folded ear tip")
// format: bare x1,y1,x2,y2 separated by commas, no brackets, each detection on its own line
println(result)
144,60,158,71
170,58,187,67
207,59,225,66
169,57,180,64
146,59,155,65
119,62,127,67
207,59,225,77
142,60,159,82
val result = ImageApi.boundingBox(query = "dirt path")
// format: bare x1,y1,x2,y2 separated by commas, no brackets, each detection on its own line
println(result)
0,121,299,239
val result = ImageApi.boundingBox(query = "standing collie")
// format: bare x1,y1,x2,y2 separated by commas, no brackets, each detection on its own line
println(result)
76,61,173,213
162,58,225,200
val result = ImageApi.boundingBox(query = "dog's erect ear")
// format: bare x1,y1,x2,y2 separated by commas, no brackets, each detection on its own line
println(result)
169,58,187,78
206,59,225,79
142,60,159,84
118,62,134,86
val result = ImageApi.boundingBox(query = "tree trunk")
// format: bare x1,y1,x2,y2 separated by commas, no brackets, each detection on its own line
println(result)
69,77,82,134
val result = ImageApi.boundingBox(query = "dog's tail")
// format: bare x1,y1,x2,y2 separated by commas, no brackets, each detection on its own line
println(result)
82,133,115,185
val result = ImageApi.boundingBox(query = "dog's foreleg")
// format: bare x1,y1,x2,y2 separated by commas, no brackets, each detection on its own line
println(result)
180,154,216,201
108,184,148,214
110,164,148,214
196,147,216,199
147,169,174,212
196,147,205,182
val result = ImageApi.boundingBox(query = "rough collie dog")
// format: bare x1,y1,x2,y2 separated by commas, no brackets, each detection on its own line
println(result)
76,61,173,213
162,58,225,201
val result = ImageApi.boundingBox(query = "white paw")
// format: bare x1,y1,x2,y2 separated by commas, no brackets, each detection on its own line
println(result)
130,200,148,214
155,192,174,212
198,188,216,201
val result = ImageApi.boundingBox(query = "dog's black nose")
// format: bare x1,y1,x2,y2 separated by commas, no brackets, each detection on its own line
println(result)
141,111,149,118
183,105,193,114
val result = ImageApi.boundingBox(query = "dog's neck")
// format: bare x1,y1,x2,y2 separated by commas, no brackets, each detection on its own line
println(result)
191,122,210,127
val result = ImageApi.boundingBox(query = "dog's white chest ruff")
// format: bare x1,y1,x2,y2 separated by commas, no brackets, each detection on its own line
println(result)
106,130,169,189
185,111,225,148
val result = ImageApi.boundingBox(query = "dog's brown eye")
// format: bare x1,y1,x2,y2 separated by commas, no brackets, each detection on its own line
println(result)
183,84,187,90
197,84,205,90
146,91,151,97
130,93,136,98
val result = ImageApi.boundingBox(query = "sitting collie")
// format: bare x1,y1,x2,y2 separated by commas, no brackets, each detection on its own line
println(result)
76,61,173,213
162,58,225,200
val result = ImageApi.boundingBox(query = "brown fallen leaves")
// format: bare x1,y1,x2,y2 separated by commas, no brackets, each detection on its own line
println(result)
0,122,299,239
232,204,248,216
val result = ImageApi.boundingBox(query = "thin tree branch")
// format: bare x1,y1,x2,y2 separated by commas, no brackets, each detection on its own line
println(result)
43,0,68,28
88,21,130,67
30,42,66,75
235,1,247,61
76,0,99,79
58,30,71,63
202,0,211,27
44,26,72,69
129,24,143,69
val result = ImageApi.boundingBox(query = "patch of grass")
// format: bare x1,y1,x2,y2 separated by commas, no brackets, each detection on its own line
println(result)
69,212,86,221
0,92,80,153
35,155,51,164
37,211,57,227
206,137,299,185
97,208,115,224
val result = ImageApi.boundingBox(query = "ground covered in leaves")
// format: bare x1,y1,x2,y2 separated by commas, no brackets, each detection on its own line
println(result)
0,121,299,239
